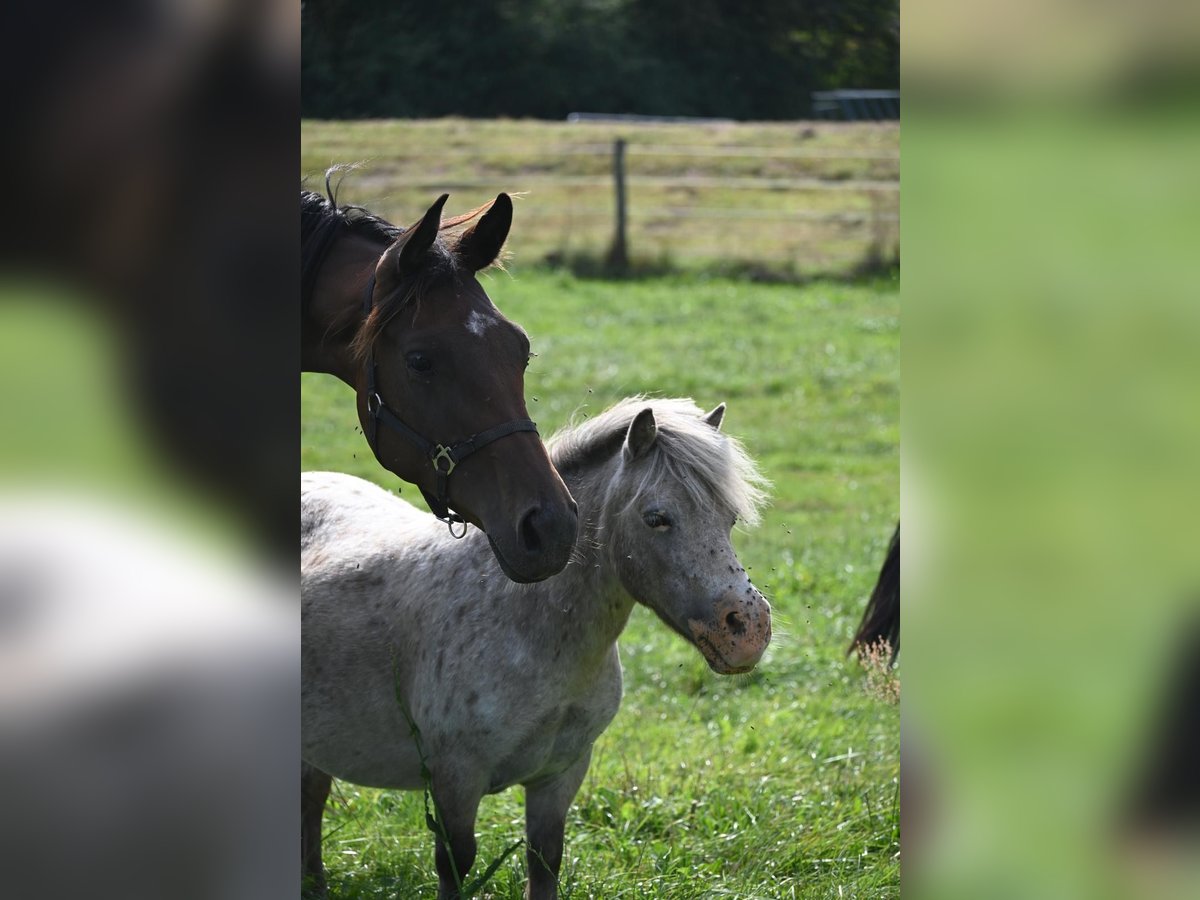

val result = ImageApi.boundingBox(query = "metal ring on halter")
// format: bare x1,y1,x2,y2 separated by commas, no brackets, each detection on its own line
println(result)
447,517,468,540
367,392,382,416
430,445,457,476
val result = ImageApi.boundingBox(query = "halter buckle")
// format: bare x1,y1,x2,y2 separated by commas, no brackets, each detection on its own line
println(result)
430,445,457,476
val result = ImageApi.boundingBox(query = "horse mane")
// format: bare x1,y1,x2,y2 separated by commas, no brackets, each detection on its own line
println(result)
301,166,501,363
549,397,770,526
301,168,405,315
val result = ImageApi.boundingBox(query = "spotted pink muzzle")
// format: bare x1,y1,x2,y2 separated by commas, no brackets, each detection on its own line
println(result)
688,592,772,674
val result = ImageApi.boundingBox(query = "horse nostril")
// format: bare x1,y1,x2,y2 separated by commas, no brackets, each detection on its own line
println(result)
518,507,542,555
725,611,746,635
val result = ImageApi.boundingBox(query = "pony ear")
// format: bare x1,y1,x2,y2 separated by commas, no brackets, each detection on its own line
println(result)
453,193,513,272
702,403,726,431
376,193,448,282
623,408,658,461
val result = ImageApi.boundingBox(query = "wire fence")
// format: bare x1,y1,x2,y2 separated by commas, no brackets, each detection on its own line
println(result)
308,123,899,277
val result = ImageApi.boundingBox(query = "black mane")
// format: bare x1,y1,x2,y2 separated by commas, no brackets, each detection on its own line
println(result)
300,170,403,313
303,171,470,365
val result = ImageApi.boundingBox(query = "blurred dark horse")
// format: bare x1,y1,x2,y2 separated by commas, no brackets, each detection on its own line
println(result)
301,181,577,583
850,522,900,662
0,3,298,560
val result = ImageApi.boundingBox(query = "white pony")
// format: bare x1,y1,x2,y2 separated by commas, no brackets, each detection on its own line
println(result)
301,398,771,899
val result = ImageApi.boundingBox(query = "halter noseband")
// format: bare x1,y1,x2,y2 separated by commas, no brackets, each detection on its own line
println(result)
360,273,539,537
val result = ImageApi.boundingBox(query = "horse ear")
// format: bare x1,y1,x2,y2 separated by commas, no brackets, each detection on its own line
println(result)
376,193,448,282
623,408,658,461
702,403,726,431
453,193,513,272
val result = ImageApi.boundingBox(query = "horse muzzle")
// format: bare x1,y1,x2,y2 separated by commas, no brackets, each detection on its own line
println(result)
688,593,772,674
485,497,579,584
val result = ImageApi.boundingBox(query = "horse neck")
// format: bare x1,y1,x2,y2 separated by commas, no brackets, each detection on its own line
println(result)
516,464,636,666
301,231,381,385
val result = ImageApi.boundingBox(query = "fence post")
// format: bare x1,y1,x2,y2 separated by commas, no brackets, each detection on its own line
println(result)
606,138,628,272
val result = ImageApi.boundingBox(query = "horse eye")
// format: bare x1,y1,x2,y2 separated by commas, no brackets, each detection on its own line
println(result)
407,353,433,375
642,510,672,530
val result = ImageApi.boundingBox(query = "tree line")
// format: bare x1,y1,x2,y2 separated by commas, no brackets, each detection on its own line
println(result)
302,0,899,120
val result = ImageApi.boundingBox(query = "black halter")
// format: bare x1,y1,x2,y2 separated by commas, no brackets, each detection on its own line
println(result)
360,273,539,537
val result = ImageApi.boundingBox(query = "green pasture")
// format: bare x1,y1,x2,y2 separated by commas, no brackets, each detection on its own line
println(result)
301,270,899,898
301,119,898,277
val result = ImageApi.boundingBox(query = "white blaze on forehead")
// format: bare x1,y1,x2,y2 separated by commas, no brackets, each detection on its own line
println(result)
466,308,500,337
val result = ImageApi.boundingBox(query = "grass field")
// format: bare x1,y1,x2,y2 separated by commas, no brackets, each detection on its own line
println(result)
301,266,899,898
301,119,898,278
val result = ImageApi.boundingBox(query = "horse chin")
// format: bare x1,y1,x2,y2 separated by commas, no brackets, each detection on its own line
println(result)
692,633,762,676
703,654,759,676
485,534,540,585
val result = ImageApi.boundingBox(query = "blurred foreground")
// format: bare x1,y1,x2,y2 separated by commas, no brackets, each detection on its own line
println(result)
0,493,295,900
905,1,1200,897
1,2,297,898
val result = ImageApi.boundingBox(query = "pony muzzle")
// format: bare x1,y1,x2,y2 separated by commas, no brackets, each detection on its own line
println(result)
688,595,772,674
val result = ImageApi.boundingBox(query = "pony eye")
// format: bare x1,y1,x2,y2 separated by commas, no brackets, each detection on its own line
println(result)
642,510,672,530
407,353,433,375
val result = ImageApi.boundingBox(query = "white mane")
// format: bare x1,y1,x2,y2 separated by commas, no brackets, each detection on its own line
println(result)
548,396,770,526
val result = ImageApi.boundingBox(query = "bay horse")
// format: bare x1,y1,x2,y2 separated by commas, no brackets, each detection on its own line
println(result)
301,398,773,899
301,179,578,583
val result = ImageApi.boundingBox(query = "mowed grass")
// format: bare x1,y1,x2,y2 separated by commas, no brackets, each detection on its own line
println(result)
301,118,898,277
301,269,899,898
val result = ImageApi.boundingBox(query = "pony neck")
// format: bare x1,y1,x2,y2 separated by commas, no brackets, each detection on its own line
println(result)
301,232,380,385
519,466,637,665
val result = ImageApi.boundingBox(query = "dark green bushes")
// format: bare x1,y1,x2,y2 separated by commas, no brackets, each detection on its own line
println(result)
301,0,898,120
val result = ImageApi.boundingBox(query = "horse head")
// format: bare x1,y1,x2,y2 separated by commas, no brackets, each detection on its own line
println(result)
608,402,772,674
354,194,578,583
